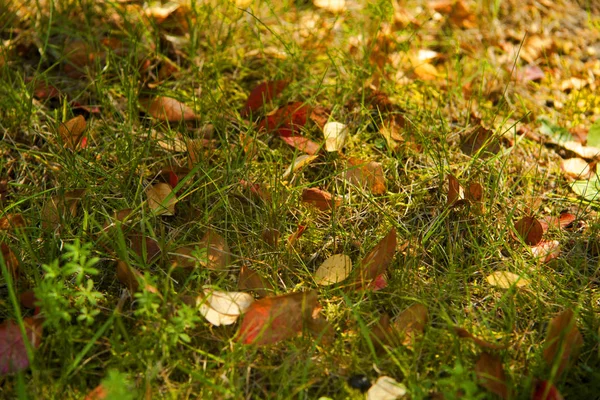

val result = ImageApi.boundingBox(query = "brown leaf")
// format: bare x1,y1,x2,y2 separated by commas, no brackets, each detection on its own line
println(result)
460,125,500,157
142,96,196,122
345,158,387,195
356,228,397,287
238,265,274,297
41,190,85,230
19,291,37,309
454,327,509,350
0,317,42,375
309,106,330,129
0,214,25,231
201,230,231,270
280,136,320,155
146,183,177,215
532,380,564,400
287,225,306,247
514,216,544,246
447,174,464,206
58,115,87,149
370,314,399,350
116,261,158,294
128,234,161,263
301,188,342,211
170,245,203,269
475,352,509,399
393,303,428,347
237,290,320,345
543,309,583,377
0,243,19,282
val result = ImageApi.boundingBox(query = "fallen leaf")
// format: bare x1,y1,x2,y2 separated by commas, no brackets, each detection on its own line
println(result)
0,243,19,281
366,376,407,400
116,261,158,294
345,158,386,195
322,121,348,152
170,245,206,269
309,106,330,129
282,154,318,179
84,384,107,400
447,174,464,206
301,188,342,211
0,317,42,375
201,230,231,270
393,303,428,347
514,216,544,246
315,254,352,285
313,0,346,13
454,327,509,350
242,80,288,117
238,265,274,297
486,271,529,289
58,115,87,149
146,183,177,216
142,96,196,122
198,289,254,326
258,102,310,137
561,158,591,179
19,291,37,309
532,380,564,400
368,274,388,291
280,136,320,155
239,180,271,202
356,228,397,287
41,190,85,230
475,352,509,399
543,309,583,377
128,234,161,263
531,240,560,263
460,125,500,157
237,290,320,345
562,141,600,160
287,224,307,247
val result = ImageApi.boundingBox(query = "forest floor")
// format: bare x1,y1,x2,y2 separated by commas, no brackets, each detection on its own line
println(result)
1,0,600,398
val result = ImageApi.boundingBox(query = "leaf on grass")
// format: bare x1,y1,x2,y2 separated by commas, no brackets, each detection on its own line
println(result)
141,96,196,122
315,254,352,286
322,121,348,152
241,80,288,117
447,175,482,206
186,138,216,166
571,177,600,201
280,136,320,155
146,183,177,216
309,106,330,129
41,189,85,230
282,154,318,179
393,303,428,347
0,317,42,375
151,130,187,152
514,216,544,246
539,213,576,231
258,102,310,137
562,141,600,160
355,228,397,287
239,180,271,202
170,245,206,269
301,188,342,211
560,158,591,179
475,352,509,399
287,225,307,247
486,271,529,289
532,380,564,400
58,115,87,149
116,261,158,294
542,309,583,377
237,290,320,345
19,291,37,309
128,234,161,263
0,243,19,281
345,158,386,195
366,376,407,400
460,125,500,157
238,265,274,297
531,240,560,263
201,230,231,270
453,327,509,350
198,289,254,326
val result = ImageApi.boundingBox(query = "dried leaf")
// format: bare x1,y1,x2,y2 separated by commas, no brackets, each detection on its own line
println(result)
282,154,318,179
366,376,407,400
258,102,310,137
532,381,564,400
142,96,196,122
301,188,342,211
0,317,42,375
531,240,560,263
561,158,592,179
486,271,529,289
201,230,231,270
393,303,428,346
238,265,274,297
562,141,600,160
170,245,205,269
447,174,464,206
198,289,254,326
322,121,348,152
514,216,544,246
242,80,288,117
356,228,397,287
454,327,509,350
146,183,177,216
287,224,306,247
460,125,500,157
41,190,84,230
345,158,386,195
315,254,352,285
128,234,161,263
0,243,19,282
309,106,330,129
116,261,158,294
237,290,320,345
543,309,583,377
475,352,509,399
280,136,320,155
58,115,87,149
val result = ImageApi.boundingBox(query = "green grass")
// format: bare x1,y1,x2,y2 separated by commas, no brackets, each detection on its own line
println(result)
1,0,600,398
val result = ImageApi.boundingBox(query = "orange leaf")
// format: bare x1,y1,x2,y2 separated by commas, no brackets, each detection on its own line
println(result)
280,136,320,155
258,102,310,137
237,290,320,345
345,158,387,195
58,115,87,149
532,380,564,400
543,309,583,377
301,188,342,211
475,352,509,399
514,216,544,246
142,96,196,122
356,228,397,287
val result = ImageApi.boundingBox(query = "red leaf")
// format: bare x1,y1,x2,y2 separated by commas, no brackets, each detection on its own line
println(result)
355,228,397,287
287,225,306,247
301,188,342,211
258,102,310,137
281,136,320,155
0,317,42,375
475,352,509,399
532,381,564,400
237,290,320,345
514,216,544,245
242,80,288,117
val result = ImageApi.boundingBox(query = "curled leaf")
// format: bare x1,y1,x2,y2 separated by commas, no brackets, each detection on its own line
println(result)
322,121,348,152
356,228,397,287
282,154,318,179
198,289,254,326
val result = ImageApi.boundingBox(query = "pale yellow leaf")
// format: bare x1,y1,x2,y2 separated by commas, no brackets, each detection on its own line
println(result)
486,271,528,289
315,254,352,285
282,154,318,179
313,0,345,13
198,289,254,326
367,376,407,400
322,121,348,152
